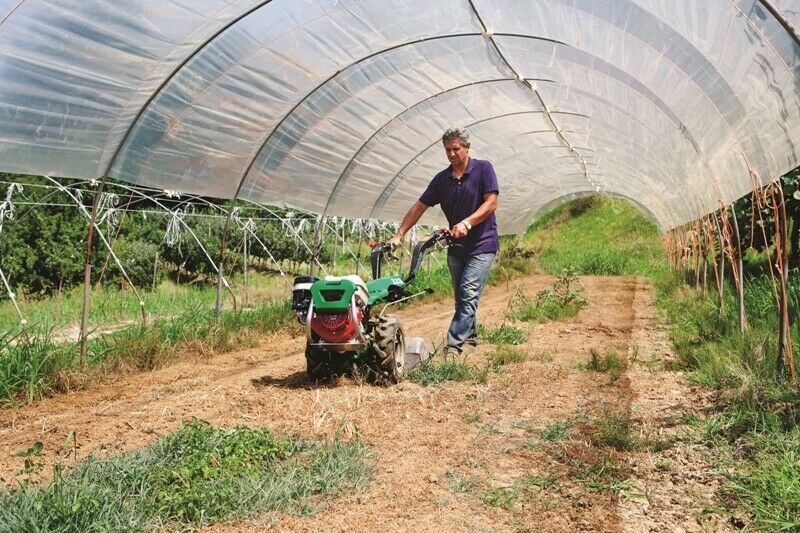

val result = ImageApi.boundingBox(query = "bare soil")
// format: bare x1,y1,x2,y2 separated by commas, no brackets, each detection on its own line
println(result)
0,275,728,531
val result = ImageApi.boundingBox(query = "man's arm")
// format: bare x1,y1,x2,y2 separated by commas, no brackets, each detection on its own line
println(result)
451,192,498,238
388,201,429,248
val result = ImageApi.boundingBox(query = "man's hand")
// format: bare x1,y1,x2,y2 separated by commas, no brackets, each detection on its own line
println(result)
388,234,402,250
450,222,469,239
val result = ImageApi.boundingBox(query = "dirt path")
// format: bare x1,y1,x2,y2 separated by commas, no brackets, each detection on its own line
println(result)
0,275,724,531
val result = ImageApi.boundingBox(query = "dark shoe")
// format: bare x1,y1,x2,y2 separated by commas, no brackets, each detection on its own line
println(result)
465,337,479,347
444,345,462,359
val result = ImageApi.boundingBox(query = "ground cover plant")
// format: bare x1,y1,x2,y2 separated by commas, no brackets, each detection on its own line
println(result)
658,274,800,529
406,358,489,387
579,348,627,384
477,323,528,345
524,196,667,277
0,419,371,531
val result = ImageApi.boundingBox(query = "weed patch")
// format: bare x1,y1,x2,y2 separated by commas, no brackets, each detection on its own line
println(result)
0,420,371,530
508,271,588,323
480,486,518,509
490,345,526,368
447,471,473,494
580,349,627,383
478,323,528,345
407,359,488,387
539,420,572,442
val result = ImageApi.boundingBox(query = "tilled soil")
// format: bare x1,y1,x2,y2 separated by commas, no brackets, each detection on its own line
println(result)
0,275,727,531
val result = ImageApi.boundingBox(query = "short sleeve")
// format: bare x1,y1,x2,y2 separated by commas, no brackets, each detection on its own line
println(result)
419,177,440,206
482,161,499,195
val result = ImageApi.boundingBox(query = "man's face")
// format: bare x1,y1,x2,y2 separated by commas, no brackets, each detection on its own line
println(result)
444,139,469,167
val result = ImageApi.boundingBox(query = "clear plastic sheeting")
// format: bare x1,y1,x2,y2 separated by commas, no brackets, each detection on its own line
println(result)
0,0,798,232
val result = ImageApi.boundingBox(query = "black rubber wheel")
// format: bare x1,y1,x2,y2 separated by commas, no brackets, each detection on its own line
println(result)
305,344,331,381
372,315,407,384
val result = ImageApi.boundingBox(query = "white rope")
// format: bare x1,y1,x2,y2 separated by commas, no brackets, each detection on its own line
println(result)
96,192,121,232
0,182,23,236
164,208,187,250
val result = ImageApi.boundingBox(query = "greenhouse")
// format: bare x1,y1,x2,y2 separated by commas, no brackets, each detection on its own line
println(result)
0,1,799,530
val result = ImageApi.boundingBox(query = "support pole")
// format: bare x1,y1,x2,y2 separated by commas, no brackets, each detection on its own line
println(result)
243,230,249,308
79,185,105,365
730,205,748,333
713,212,726,317
215,209,238,320
152,251,159,292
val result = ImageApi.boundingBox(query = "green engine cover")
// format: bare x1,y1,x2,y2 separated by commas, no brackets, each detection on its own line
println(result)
366,276,406,306
310,278,357,312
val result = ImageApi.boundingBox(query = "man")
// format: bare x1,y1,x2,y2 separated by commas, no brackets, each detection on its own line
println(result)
389,128,499,355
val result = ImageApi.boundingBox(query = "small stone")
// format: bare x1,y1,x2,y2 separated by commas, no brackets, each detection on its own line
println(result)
428,474,438,483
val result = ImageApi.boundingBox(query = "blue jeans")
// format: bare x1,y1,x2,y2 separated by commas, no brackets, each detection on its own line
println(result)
447,252,495,349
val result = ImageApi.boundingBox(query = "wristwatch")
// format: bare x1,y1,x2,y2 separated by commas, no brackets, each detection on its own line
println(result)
461,219,472,231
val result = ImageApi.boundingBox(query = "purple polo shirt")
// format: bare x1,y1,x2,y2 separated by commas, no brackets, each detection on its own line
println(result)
419,157,500,257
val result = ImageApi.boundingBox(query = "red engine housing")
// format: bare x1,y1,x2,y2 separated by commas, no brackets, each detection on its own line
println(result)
310,308,363,343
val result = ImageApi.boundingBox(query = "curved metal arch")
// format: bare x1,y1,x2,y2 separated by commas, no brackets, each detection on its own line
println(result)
99,0,278,181
367,109,590,219
243,33,722,211
123,23,723,205
236,31,569,201
757,0,800,46
534,80,694,164
320,77,517,214
524,189,664,230
368,119,693,228
0,0,24,28
323,70,696,222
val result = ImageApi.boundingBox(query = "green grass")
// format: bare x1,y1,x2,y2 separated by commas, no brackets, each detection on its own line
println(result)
480,486,518,509
406,359,489,387
595,409,636,452
447,471,473,494
507,272,588,323
489,345,526,367
0,300,294,406
524,196,666,277
580,349,627,383
0,272,289,336
658,275,800,529
478,323,528,345
539,420,572,443
0,420,371,531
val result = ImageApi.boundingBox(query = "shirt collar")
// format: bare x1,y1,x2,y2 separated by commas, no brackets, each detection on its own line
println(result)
449,157,476,181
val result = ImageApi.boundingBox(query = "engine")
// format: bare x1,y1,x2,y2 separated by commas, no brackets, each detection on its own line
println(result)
292,276,317,324
309,307,364,343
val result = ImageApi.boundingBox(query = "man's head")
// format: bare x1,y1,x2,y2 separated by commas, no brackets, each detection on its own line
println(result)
442,128,470,168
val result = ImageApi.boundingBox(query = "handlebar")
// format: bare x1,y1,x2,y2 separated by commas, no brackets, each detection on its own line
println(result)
370,229,453,282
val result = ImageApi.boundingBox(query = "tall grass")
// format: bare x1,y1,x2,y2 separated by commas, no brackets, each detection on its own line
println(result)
0,271,289,336
0,300,294,406
659,273,800,529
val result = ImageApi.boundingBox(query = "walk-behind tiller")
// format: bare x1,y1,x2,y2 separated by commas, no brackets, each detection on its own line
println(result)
291,230,451,383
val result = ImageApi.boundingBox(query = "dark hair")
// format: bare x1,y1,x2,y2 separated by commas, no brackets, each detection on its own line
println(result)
442,128,470,147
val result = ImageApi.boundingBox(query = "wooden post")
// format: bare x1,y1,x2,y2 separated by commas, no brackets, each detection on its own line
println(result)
151,251,159,292
79,184,106,366
713,213,725,317
730,205,747,333
243,231,248,308
774,187,796,383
